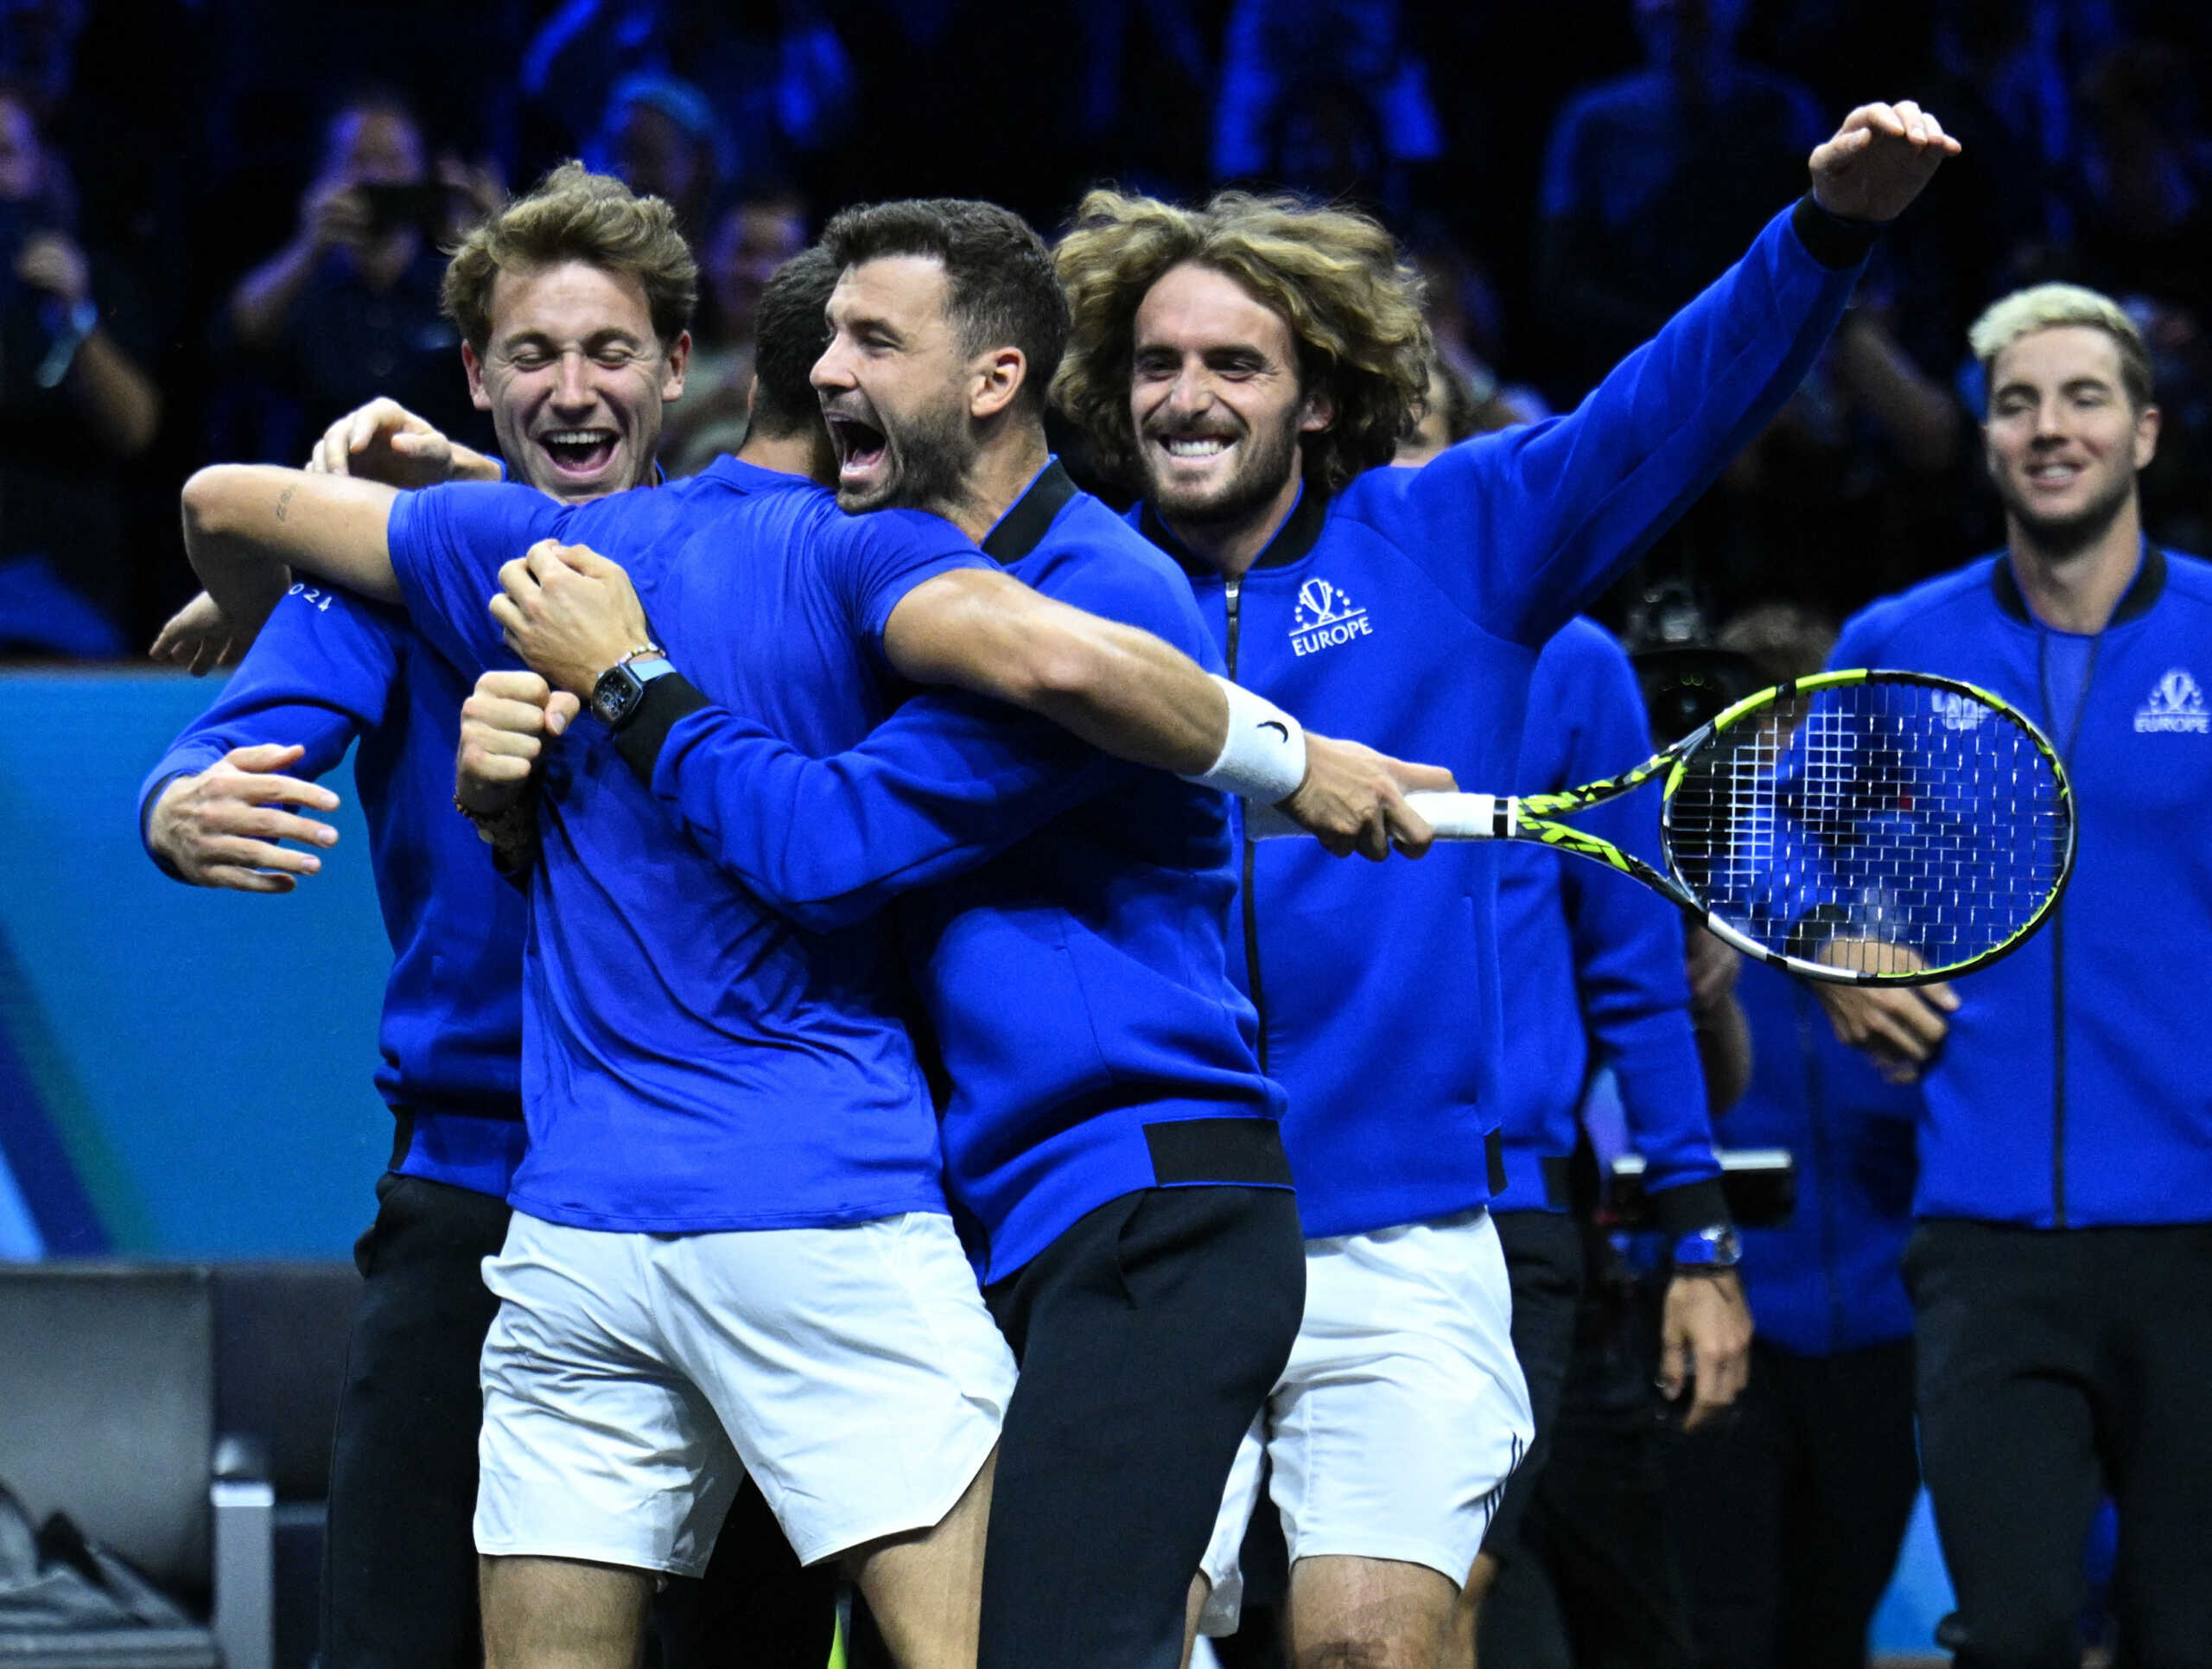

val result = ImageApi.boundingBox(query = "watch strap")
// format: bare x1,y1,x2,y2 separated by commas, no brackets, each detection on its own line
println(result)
613,671,711,781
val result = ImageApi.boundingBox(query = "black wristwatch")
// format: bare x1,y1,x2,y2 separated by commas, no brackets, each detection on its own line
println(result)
1671,1224,1743,1272
590,653,675,730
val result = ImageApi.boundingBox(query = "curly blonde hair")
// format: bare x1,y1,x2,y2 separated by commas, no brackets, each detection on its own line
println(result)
1053,188,1432,493
442,162,697,356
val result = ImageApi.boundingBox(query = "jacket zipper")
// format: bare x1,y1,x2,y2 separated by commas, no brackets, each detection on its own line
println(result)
2038,632,2099,1229
1224,577,1268,1078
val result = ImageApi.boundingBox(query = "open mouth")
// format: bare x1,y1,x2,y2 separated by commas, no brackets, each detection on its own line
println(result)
1151,430,1236,463
827,413,889,484
537,429,620,479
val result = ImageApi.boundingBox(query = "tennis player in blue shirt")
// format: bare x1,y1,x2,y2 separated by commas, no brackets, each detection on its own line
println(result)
1049,99,1957,1668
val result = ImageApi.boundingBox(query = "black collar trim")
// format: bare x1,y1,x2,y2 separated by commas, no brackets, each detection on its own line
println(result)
1139,479,1332,577
980,459,1079,564
1991,538,2165,627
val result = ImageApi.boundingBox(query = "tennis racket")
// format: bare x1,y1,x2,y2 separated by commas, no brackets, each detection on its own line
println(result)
1273,670,2077,986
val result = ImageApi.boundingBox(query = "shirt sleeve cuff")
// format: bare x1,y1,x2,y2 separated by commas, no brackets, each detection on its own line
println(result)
1790,194,1881,271
613,672,712,783
1651,1175,1732,1238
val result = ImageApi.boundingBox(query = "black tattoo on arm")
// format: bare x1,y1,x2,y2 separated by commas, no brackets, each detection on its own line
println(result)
274,482,296,522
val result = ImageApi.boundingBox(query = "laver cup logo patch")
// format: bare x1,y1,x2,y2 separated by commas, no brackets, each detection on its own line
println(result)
1289,577,1373,657
2135,668,2209,734
1931,690,1990,731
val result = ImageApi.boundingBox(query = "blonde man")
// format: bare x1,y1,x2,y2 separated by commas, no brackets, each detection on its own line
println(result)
1815,283,2212,1669
1053,103,1956,1668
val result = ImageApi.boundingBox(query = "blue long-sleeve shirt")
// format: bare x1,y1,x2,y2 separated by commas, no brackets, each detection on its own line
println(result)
138,583,529,1197
1489,619,1722,1232
614,462,1285,1280
1132,197,1869,1239
1831,545,2212,1227
383,458,987,1233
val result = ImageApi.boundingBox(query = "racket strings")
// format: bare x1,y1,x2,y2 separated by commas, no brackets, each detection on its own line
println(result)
1669,679,2072,976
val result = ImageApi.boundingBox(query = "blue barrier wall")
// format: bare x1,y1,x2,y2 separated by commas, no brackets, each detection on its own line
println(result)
0,669,392,1258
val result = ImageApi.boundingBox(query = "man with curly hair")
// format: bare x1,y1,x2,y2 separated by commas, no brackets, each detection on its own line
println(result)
1052,100,1958,1668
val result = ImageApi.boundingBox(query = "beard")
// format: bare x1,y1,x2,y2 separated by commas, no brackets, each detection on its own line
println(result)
1995,459,2137,562
836,392,969,517
1137,413,1305,533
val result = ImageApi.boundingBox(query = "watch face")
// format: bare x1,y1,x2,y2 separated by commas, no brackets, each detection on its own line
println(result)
591,666,638,726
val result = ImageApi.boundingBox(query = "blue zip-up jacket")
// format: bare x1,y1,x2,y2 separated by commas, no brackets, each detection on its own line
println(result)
1831,545,2212,1227
1134,198,1870,1239
610,462,1286,1280
1717,959,1917,1355
1489,619,1722,1233
137,583,527,1197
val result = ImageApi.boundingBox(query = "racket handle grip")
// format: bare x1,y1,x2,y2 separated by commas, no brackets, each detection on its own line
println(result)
1242,792,1512,841
1404,793,1513,840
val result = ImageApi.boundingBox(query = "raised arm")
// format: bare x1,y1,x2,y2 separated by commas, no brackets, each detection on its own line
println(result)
1404,101,1958,646
180,465,404,646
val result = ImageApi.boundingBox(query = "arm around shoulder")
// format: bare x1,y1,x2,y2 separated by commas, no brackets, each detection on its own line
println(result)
181,465,403,635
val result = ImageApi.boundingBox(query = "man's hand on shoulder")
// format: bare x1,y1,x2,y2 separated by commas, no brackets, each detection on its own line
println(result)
306,398,499,489
489,540,657,702
457,670,578,816
1277,734,1454,861
149,591,248,675
1808,100,1961,223
149,743,340,893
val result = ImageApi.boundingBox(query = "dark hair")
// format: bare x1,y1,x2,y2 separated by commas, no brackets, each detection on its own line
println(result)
820,198,1069,414
749,245,839,438
442,161,696,356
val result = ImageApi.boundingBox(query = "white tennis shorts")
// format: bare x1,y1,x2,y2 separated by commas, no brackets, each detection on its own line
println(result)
474,1207,1015,1575
1198,1206,1533,1634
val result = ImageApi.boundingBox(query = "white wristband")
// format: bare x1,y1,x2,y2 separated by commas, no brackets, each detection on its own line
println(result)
1181,675,1307,805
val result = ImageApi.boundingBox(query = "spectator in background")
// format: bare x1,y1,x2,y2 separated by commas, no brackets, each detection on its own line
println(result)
586,73,727,240
1535,0,1824,398
1212,0,1442,202
521,0,853,191
1667,600,1923,1669
659,191,807,477
227,90,499,459
0,79,159,657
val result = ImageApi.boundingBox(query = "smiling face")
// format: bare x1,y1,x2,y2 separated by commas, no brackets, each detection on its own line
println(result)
463,259,689,502
812,254,974,514
1128,262,1331,539
1983,323,2159,557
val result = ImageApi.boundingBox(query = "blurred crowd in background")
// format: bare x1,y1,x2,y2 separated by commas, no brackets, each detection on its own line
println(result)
4,0,2210,658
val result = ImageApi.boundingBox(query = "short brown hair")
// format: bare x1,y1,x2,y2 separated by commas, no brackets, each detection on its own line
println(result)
442,162,697,356
821,198,1068,416
1053,188,1432,493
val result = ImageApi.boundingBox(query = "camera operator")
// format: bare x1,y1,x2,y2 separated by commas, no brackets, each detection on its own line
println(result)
0,79,160,656
227,90,498,448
